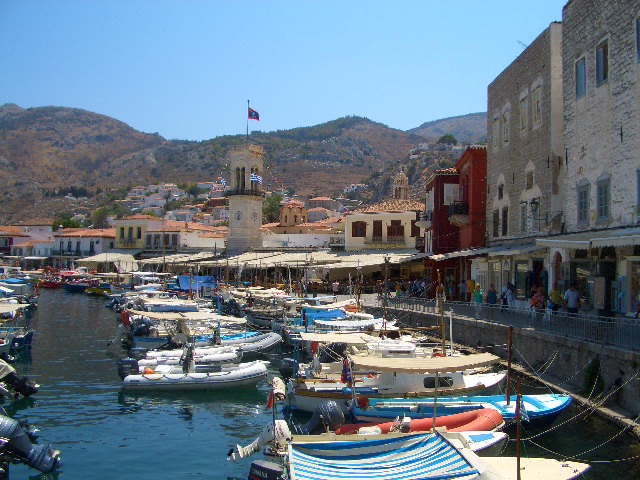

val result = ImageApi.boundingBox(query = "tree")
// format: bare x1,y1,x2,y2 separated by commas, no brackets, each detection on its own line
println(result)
90,207,110,229
263,194,283,223
437,133,458,145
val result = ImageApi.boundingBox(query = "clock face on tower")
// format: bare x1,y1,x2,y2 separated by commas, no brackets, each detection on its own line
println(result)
252,211,258,222
235,211,243,220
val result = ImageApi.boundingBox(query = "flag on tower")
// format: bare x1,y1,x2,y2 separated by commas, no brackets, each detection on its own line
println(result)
248,107,260,121
250,173,263,184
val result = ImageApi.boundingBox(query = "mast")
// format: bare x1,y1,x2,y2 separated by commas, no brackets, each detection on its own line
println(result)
437,269,446,356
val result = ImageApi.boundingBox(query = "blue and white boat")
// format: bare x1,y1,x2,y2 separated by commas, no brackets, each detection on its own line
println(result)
351,393,572,428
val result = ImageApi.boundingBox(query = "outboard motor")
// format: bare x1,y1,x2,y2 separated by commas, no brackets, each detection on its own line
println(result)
117,358,139,380
228,419,291,461
278,358,295,380
0,360,37,397
0,414,62,473
247,460,285,480
293,400,345,435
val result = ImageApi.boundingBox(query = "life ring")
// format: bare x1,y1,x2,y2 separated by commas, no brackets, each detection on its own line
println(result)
432,352,444,358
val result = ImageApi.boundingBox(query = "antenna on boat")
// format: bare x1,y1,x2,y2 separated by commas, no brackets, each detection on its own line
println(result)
506,325,513,406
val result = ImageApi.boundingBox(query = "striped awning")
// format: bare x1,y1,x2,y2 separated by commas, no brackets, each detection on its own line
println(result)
288,432,480,480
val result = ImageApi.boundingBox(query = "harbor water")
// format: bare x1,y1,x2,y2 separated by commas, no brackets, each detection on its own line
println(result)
7,289,640,479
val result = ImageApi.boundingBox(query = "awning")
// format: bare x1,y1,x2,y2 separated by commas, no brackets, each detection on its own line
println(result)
299,332,378,344
23,256,48,260
487,243,545,257
590,227,640,247
427,245,504,261
350,352,500,374
536,232,592,249
77,252,140,271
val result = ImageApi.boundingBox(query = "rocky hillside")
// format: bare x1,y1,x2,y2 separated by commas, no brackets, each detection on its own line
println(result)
0,105,434,223
408,112,487,143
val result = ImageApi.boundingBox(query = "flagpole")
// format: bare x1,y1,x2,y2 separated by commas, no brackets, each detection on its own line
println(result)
246,99,250,139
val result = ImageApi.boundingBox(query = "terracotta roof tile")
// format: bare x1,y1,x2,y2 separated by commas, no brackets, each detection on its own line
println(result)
354,199,425,213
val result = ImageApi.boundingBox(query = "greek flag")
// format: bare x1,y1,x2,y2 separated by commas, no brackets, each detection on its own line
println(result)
250,173,262,184
220,178,226,187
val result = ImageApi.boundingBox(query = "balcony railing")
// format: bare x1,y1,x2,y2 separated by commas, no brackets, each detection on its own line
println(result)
225,189,265,197
448,201,469,216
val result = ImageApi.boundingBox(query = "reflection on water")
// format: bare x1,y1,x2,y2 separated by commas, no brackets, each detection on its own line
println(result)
4,290,640,479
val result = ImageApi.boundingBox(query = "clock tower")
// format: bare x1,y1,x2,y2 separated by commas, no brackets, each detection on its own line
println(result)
226,144,264,255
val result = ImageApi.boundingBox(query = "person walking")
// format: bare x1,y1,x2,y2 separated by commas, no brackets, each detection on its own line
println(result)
486,283,498,320
529,286,546,321
458,279,467,302
563,284,581,314
473,283,483,319
548,283,562,313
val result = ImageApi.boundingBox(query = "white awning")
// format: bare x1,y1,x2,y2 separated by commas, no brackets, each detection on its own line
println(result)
77,252,139,271
487,243,545,257
590,227,640,247
536,232,592,249
350,352,500,374
299,332,378,344
427,246,505,261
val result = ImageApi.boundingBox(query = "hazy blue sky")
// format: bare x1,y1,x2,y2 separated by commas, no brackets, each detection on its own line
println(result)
1,0,566,141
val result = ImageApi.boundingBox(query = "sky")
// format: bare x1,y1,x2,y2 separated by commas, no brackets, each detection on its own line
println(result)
1,0,567,141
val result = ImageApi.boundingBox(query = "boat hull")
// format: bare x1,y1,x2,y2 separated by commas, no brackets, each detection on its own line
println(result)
122,361,268,392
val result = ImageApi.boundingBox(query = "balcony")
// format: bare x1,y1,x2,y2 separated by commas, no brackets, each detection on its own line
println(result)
448,201,469,227
225,189,265,198
365,235,405,245
120,239,139,247
329,236,345,251
415,236,425,252
415,211,432,229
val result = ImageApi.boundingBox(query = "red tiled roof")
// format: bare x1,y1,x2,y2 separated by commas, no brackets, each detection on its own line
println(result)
354,199,425,213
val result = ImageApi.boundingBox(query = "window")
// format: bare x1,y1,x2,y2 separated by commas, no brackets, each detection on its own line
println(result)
501,110,510,143
637,18,640,63
532,87,542,124
127,227,133,240
410,220,419,237
137,227,142,239
520,203,527,233
387,220,404,240
492,118,500,149
120,227,125,239
444,184,459,205
352,221,366,238
575,57,586,98
519,96,528,131
373,220,382,241
596,40,609,86
577,181,590,225
596,175,611,221
146,234,152,247
501,207,509,236
425,189,434,211
515,261,529,299
526,172,534,190
498,184,504,200
492,210,499,238
424,376,453,389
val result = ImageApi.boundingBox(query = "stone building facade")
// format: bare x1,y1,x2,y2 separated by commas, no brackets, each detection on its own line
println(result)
486,22,564,245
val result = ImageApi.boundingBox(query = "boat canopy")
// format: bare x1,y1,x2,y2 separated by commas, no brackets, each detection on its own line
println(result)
350,352,500,374
299,332,378,344
127,309,247,324
0,304,24,315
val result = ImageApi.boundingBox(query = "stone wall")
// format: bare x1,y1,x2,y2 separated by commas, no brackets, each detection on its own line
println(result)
562,0,640,230
487,23,564,243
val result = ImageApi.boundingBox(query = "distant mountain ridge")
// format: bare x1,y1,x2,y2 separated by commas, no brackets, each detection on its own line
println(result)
408,112,487,143
0,104,483,224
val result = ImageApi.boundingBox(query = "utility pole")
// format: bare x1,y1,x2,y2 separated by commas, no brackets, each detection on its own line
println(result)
438,269,446,356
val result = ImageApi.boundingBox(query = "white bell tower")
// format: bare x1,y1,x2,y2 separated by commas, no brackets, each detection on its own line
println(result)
226,144,264,255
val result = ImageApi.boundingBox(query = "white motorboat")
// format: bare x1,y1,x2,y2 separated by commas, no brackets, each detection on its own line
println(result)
119,359,268,392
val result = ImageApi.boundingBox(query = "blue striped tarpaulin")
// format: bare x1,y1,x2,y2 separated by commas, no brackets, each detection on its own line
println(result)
288,432,480,480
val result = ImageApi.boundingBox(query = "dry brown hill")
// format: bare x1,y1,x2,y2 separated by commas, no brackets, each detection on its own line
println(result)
0,105,427,223
408,112,487,143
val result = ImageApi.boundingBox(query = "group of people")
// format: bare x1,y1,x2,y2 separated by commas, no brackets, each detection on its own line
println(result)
461,278,582,321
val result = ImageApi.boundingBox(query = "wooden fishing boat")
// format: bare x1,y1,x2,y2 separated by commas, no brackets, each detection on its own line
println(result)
351,393,572,427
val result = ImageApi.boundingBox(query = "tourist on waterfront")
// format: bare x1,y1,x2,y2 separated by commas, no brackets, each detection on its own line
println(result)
466,278,476,302
501,282,515,310
563,284,581,314
458,279,467,302
548,283,562,313
486,283,498,320
529,286,546,321
332,280,340,296
473,283,483,319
